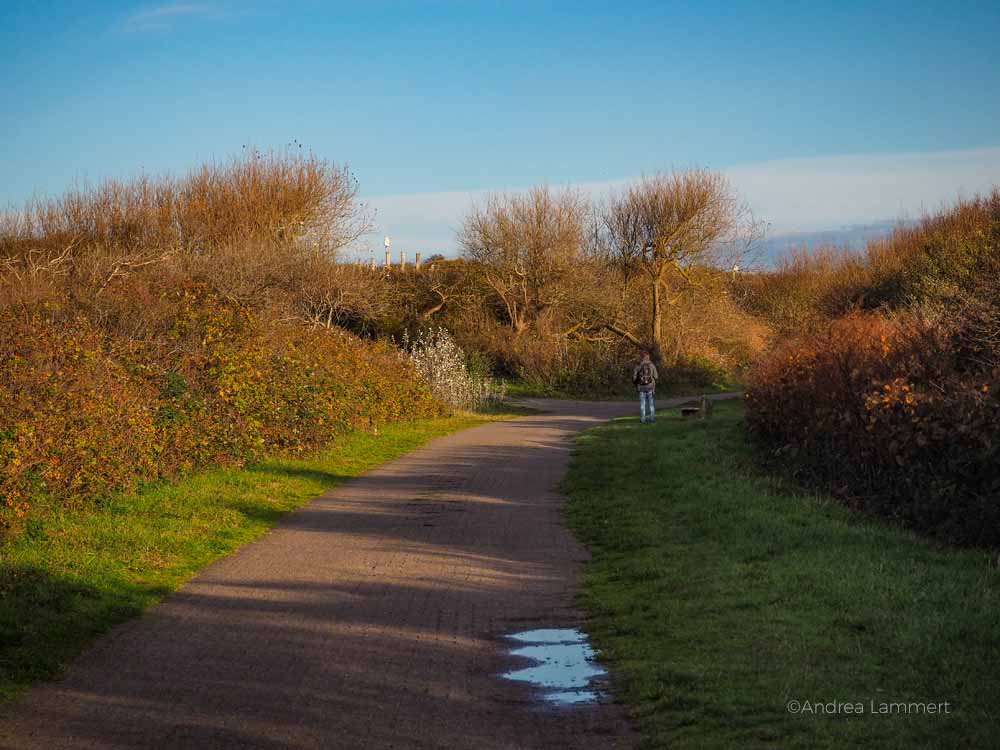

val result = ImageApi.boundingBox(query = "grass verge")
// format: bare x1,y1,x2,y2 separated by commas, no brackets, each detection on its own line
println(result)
563,400,998,749
504,379,741,401
0,411,506,701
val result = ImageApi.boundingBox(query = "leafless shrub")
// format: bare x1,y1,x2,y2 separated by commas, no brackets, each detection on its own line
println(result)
0,149,369,304
590,169,764,364
459,187,588,337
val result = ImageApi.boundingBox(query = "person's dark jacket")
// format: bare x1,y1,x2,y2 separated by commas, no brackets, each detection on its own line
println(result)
632,361,658,393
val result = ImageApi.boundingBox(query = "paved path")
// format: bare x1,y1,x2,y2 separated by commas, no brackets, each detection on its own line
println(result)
0,400,736,750
1,396,735,749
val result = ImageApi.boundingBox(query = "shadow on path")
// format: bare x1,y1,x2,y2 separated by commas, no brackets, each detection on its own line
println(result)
0,400,680,749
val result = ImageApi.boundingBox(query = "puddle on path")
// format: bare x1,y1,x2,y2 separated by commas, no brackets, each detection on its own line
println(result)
501,628,606,705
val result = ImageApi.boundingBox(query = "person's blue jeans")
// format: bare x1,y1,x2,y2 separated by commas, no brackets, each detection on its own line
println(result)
639,391,655,423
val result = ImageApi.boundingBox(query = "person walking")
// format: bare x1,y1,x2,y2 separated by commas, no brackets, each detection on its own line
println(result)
632,351,659,423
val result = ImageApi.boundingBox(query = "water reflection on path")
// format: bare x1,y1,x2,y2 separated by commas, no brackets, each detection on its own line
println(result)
502,629,606,705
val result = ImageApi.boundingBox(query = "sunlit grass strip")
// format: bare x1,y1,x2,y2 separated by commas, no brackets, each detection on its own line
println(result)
564,401,998,749
0,413,495,700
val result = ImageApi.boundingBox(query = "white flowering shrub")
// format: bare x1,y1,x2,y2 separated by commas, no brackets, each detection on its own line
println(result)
402,327,506,411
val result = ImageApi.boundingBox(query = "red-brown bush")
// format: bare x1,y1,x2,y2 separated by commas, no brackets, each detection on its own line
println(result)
746,309,999,546
744,190,1000,546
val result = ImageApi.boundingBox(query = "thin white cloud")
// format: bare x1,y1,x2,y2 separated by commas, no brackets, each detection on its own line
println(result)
119,3,221,33
726,146,1000,235
359,146,1000,257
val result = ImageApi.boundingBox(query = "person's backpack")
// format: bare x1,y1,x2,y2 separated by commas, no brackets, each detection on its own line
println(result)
635,362,653,388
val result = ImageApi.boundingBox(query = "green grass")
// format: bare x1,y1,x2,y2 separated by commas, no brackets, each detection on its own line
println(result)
655,378,742,398
563,401,998,749
504,379,741,401
502,378,628,400
0,411,503,701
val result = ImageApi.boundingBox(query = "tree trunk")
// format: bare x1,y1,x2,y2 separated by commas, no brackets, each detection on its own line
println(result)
650,278,664,366
513,314,528,339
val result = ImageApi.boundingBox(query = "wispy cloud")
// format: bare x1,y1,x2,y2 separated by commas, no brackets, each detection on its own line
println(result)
119,3,221,33
358,146,1000,257
726,146,1000,235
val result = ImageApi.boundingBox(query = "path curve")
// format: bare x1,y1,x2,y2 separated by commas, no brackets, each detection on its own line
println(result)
0,397,727,749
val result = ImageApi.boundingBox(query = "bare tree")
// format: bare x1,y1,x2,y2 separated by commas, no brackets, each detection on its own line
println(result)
458,187,587,337
591,170,761,364
416,265,474,322
295,261,396,335
390,259,476,322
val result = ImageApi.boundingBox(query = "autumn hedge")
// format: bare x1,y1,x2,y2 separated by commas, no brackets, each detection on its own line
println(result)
745,192,1000,547
0,279,441,527
0,152,442,529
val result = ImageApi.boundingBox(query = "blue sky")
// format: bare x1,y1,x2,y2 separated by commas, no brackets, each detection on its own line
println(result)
2,1,999,255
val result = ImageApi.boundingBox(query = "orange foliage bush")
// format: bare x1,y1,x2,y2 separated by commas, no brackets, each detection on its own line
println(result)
744,190,1000,546
0,314,159,519
0,152,443,530
746,310,1000,546
0,280,441,528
